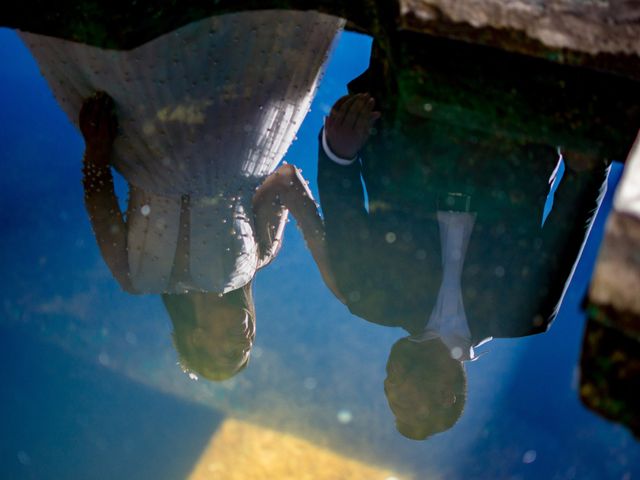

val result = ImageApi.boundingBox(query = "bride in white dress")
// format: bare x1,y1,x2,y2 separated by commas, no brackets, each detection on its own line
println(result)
21,10,344,380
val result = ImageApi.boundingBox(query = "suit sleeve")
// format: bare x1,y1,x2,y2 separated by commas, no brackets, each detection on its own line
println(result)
536,162,609,327
464,147,609,340
317,131,409,328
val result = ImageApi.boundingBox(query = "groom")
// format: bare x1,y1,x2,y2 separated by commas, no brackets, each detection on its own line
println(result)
316,35,614,438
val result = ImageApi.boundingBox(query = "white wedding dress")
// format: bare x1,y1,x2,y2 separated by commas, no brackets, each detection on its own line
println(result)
20,10,344,293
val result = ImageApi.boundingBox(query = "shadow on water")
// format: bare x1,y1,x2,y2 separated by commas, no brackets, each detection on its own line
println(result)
0,326,224,480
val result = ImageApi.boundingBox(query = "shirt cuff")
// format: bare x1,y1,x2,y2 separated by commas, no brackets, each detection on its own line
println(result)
322,127,358,166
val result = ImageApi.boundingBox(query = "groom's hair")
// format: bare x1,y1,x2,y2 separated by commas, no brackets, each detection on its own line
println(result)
385,337,467,440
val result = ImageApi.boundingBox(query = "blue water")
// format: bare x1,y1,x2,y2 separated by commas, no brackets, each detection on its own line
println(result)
0,25,638,480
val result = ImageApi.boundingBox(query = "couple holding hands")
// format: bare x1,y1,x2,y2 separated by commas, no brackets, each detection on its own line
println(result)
24,10,608,439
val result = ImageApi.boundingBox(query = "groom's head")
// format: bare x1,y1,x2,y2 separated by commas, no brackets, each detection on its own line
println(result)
384,337,466,440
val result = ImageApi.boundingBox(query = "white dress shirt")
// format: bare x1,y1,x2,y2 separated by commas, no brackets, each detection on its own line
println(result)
409,211,492,362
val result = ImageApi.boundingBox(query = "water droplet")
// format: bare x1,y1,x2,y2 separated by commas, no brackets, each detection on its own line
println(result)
17,451,31,466
450,347,463,360
385,232,397,244
98,352,110,366
348,291,361,302
522,450,537,464
337,409,353,424
303,377,317,390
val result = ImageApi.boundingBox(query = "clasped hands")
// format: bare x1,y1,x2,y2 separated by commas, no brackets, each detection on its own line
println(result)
324,93,381,159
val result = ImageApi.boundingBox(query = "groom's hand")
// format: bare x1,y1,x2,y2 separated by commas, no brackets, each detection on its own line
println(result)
325,93,381,159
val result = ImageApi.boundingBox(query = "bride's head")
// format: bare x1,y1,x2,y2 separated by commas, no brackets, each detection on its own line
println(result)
162,284,256,381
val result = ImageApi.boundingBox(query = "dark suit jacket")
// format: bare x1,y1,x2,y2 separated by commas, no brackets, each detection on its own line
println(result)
317,39,609,342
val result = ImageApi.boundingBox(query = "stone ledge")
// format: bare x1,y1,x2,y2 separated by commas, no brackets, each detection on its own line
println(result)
3,1,640,78
399,0,640,79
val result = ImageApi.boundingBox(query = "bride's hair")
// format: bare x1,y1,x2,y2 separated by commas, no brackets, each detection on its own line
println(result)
162,283,256,381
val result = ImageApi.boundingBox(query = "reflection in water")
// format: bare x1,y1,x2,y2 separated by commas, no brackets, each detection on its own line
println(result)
316,37,611,439
5,9,639,476
20,11,344,380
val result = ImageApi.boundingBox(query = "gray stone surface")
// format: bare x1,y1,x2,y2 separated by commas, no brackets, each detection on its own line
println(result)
399,0,640,78
400,0,640,55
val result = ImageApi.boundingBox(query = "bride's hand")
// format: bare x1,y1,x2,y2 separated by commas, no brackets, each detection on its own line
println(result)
80,92,118,162
325,93,380,159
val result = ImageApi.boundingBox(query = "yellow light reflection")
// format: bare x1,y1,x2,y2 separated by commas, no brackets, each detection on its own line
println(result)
188,418,408,480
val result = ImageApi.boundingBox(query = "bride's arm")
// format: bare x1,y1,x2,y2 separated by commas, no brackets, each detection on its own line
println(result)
81,93,134,293
252,169,289,270
252,164,345,302
83,154,134,293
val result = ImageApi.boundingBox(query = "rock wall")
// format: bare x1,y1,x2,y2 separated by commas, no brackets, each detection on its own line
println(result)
399,0,640,78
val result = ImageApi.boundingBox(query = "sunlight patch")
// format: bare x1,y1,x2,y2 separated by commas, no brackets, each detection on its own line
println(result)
188,418,409,480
